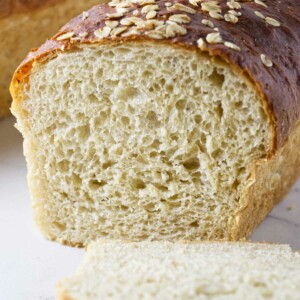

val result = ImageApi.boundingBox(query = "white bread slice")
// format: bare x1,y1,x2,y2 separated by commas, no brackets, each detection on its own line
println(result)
12,42,273,245
57,241,300,300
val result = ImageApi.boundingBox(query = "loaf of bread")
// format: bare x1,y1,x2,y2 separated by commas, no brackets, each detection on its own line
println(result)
57,241,300,299
0,0,105,118
11,0,300,246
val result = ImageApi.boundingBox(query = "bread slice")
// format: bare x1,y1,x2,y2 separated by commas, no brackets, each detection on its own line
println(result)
57,241,300,300
11,0,300,246
0,0,105,119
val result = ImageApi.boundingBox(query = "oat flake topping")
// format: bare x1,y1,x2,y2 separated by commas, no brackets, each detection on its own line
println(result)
56,0,281,68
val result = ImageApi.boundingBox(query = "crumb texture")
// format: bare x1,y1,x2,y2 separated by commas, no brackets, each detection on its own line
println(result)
18,43,271,245
58,241,300,300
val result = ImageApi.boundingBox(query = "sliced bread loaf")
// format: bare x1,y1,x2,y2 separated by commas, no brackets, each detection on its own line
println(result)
11,0,300,246
57,241,300,300
0,0,104,118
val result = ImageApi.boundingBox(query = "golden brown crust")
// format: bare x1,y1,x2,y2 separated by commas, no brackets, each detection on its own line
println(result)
57,283,76,300
0,0,63,18
11,0,300,149
231,118,300,240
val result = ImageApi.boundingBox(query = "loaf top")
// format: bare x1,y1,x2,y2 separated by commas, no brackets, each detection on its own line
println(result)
11,0,300,149
0,0,61,18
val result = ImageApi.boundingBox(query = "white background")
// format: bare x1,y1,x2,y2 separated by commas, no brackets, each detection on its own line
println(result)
0,117,299,300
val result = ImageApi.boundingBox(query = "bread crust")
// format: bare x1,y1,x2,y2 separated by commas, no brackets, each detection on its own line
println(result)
57,283,76,300
231,118,300,240
11,0,300,148
10,0,300,243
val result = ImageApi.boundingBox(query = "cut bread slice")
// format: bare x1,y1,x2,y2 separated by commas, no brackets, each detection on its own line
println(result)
13,43,273,244
57,241,300,300
11,0,300,246
0,0,105,118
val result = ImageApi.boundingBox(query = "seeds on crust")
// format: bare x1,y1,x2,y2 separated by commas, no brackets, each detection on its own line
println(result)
224,41,240,51
209,11,224,20
141,4,159,14
254,0,268,8
70,37,81,42
254,11,265,19
206,32,223,44
108,0,118,7
94,27,112,39
201,1,221,13
108,0,129,7
146,10,157,19
146,30,165,39
111,27,128,36
228,10,241,17
254,11,280,27
105,21,119,28
202,19,214,28
81,11,89,20
165,25,177,38
79,31,88,38
115,1,132,8
142,19,164,29
169,23,187,35
265,17,280,27
224,13,238,24
260,54,273,67
139,0,156,6
169,14,192,24
90,0,280,45
57,32,75,41
121,27,139,37
197,38,206,50
106,12,124,19
120,18,134,26
189,0,200,7
168,3,197,14
227,1,241,10
116,7,130,14
126,16,144,25
132,9,139,16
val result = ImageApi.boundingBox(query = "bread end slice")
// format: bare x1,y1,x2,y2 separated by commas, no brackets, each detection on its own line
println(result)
57,241,300,300
12,42,275,245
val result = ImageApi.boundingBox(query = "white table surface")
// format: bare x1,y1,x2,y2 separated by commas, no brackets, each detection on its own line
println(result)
0,117,299,300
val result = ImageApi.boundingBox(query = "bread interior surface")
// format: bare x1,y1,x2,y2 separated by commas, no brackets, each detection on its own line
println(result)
58,241,300,300
17,42,272,245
